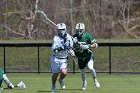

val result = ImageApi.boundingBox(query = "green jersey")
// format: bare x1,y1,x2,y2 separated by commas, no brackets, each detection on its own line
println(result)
0,68,3,86
0,68,3,79
73,33,97,59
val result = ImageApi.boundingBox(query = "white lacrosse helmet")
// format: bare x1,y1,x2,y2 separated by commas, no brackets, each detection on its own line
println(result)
57,23,67,38
75,23,85,37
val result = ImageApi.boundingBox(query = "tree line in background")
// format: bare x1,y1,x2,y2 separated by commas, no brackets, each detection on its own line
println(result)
0,0,140,39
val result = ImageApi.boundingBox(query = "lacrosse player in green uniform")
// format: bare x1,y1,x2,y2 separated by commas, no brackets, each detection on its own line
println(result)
73,23,100,90
0,68,14,89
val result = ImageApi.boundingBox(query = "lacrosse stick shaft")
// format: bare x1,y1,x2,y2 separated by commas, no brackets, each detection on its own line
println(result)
37,11,57,27
72,57,77,65
45,17,57,26
67,49,77,65
37,10,77,41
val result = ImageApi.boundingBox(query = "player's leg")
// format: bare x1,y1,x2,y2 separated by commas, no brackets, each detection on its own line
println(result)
80,68,87,90
80,69,86,83
78,59,87,90
52,73,58,86
59,68,67,80
59,62,68,79
59,60,68,89
58,68,67,89
87,58,96,77
50,56,59,92
78,59,87,82
51,73,58,92
3,74,14,89
87,57,100,88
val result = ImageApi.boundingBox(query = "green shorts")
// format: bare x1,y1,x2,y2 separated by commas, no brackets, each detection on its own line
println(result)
78,55,94,69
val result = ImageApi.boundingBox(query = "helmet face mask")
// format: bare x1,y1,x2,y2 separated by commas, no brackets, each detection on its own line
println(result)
58,29,67,38
57,23,67,38
76,29,84,37
75,23,85,37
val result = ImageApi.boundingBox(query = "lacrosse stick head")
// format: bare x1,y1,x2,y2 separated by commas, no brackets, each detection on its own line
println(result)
17,81,26,89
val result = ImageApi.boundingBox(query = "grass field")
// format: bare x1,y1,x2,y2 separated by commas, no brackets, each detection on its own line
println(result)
1,73,140,93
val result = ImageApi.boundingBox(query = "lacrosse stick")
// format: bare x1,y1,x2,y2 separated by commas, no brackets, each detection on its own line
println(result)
37,10,76,39
72,56,77,65
37,10,78,65
37,10,57,27
67,49,77,65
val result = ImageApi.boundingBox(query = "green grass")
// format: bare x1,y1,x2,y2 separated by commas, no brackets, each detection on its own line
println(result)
1,73,140,93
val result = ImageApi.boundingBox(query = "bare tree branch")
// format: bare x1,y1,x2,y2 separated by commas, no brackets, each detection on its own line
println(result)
3,25,25,37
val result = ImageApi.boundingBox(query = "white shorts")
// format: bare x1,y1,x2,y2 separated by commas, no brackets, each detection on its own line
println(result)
50,55,68,73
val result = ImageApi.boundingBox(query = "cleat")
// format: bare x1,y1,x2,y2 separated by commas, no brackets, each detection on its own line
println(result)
8,83,14,89
82,81,87,90
94,79,100,88
51,85,56,92
58,78,65,89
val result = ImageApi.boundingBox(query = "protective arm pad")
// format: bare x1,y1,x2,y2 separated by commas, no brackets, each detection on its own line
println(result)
94,43,98,48
90,43,98,48
81,44,90,50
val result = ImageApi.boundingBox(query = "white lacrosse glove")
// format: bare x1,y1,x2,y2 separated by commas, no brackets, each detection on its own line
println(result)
17,81,26,89
54,46,64,53
81,44,90,50
73,37,78,44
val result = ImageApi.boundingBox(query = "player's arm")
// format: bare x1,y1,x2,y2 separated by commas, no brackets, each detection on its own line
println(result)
81,42,98,50
90,41,98,48
88,33,98,48
81,34,98,49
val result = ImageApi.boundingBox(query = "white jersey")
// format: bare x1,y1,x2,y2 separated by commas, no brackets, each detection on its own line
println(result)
51,33,73,58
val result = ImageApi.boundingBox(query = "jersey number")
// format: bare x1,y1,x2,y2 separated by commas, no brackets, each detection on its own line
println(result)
61,40,70,49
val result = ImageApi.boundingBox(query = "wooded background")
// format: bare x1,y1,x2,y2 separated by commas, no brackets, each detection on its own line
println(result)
0,0,140,39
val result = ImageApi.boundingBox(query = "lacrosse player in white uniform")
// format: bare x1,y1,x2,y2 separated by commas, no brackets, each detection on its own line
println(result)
50,23,74,92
